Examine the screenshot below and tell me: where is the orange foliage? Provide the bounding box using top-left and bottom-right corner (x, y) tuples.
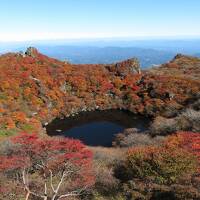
(0, 50), (199, 135)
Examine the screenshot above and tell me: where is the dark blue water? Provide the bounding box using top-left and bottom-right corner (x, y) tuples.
(46, 110), (150, 147)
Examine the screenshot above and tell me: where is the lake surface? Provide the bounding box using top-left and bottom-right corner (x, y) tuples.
(46, 110), (150, 147)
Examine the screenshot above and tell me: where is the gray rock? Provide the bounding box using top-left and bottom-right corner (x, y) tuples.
(25, 47), (38, 57)
(114, 58), (141, 76)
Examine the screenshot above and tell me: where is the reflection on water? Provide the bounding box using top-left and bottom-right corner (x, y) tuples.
(46, 110), (150, 147)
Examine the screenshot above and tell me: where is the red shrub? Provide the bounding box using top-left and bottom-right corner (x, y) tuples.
(0, 133), (95, 200)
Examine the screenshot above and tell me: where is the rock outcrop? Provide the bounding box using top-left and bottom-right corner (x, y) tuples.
(25, 47), (39, 57)
(115, 58), (141, 76)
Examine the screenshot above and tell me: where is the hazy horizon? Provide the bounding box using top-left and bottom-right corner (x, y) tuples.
(1, 38), (200, 69)
(1, 0), (200, 67)
(1, 36), (200, 44)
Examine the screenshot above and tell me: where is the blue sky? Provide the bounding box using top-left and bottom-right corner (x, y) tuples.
(1, 0), (200, 41)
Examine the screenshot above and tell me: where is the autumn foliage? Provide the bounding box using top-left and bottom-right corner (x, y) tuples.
(166, 131), (200, 164)
(115, 132), (200, 185)
(0, 50), (199, 136)
(0, 48), (200, 200)
(0, 133), (95, 200)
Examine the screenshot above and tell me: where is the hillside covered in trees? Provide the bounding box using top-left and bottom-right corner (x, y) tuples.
(0, 48), (200, 200)
(0, 47), (199, 137)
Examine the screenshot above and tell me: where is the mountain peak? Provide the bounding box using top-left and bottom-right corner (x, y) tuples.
(25, 47), (39, 57)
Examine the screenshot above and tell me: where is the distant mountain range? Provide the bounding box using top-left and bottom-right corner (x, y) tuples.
(1, 39), (200, 68)
(195, 53), (200, 57)
(32, 46), (176, 68)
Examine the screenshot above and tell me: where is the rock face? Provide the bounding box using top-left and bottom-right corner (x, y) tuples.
(25, 47), (39, 57)
(115, 58), (141, 76)
(173, 54), (185, 60)
(172, 53), (200, 61)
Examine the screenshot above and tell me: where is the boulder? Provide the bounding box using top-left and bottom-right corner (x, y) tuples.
(115, 58), (141, 76)
(25, 47), (39, 57)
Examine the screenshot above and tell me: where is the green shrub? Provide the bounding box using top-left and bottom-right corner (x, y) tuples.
(92, 192), (125, 200)
(0, 128), (18, 137)
(115, 143), (198, 185)
(20, 123), (34, 132)
(0, 92), (7, 100)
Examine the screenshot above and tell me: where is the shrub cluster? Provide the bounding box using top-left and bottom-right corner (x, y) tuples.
(113, 128), (164, 147)
(150, 107), (200, 136)
(113, 132), (200, 199)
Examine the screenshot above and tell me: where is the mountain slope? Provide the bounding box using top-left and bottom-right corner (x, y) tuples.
(0, 48), (199, 137)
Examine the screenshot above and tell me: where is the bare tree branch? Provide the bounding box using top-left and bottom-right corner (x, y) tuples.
(22, 168), (47, 200)
(57, 185), (89, 200)
(49, 170), (56, 193)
